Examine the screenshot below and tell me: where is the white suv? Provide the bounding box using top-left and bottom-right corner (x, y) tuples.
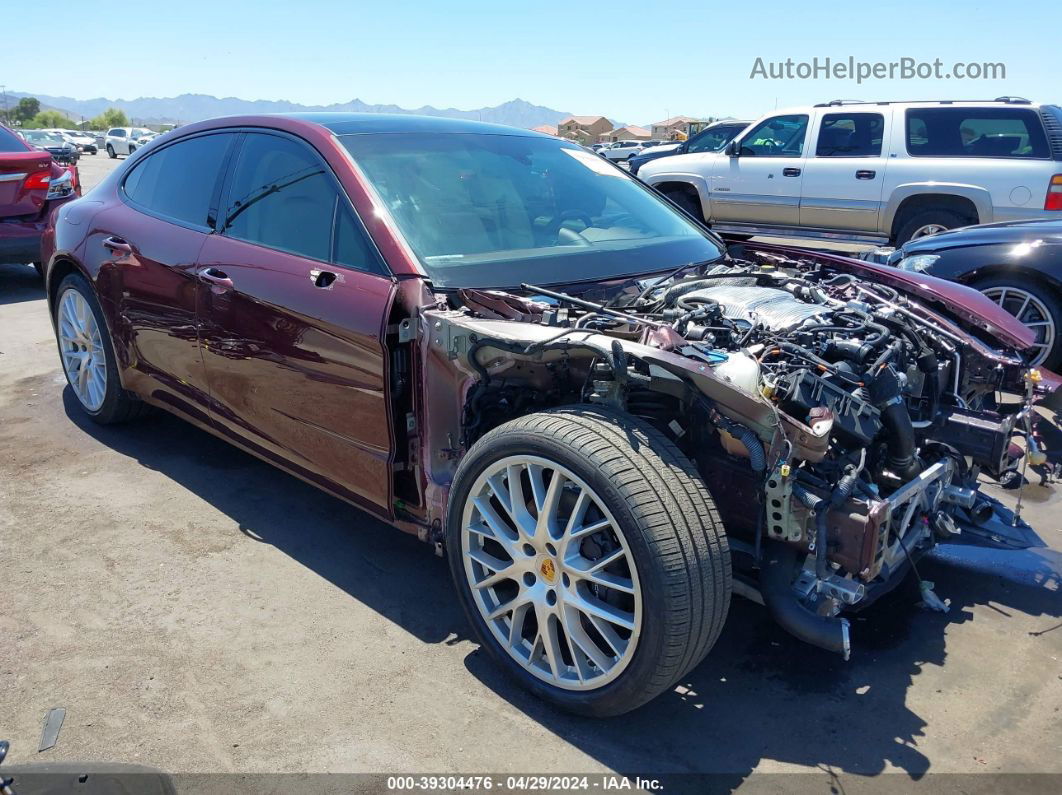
(638, 98), (1062, 245)
(105, 127), (157, 158)
(600, 140), (650, 162)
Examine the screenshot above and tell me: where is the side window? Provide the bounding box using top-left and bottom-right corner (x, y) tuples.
(738, 115), (809, 157)
(222, 133), (386, 273)
(122, 133), (232, 226)
(906, 108), (1049, 158)
(816, 113), (884, 157)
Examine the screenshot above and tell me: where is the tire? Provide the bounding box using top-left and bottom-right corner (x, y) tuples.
(53, 273), (148, 424)
(661, 188), (704, 223)
(446, 406), (731, 716)
(970, 274), (1061, 370)
(106, 144), (116, 159)
(894, 208), (968, 245)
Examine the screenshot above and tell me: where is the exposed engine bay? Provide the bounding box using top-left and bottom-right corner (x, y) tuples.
(405, 246), (1052, 659)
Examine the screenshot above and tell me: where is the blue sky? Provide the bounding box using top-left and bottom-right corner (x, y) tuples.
(3, 0), (1057, 124)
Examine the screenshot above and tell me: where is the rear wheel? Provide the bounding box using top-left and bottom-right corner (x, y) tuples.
(894, 209), (968, 245)
(54, 273), (147, 424)
(972, 275), (1061, 369)
(447, 406), (730, 716)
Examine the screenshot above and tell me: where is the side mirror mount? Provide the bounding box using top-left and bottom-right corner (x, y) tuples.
(725, 140), (740, 157)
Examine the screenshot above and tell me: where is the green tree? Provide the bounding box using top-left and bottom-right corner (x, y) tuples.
(15, 97), (40, 123)
(88, 107), (129, 129)
(28, 110), (78, 129)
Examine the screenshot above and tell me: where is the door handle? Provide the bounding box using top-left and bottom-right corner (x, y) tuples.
(782, 167), (801, 177)
(103, 236), (132, 254)
(310, 269), (337, 289)
(198, 267), (234, 288)
(855, 170), (877, 180)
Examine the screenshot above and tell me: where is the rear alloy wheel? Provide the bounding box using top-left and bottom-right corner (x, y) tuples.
(894, 209), (967, 245)
(54, 274), (147, 424)
(974, 276), (1061, 369)
(447, 407), (730, 716)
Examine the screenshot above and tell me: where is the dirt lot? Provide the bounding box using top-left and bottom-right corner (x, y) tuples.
(1, 153), (1060, 791)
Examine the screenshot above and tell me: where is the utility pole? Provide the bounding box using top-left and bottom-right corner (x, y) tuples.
(0, 85), (8, 124)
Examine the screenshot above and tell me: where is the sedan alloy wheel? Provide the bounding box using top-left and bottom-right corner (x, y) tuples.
(461, 455), (642, 690)
(57, 288), (107, 411)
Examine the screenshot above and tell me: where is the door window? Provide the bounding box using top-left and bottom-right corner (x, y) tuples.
(815, 113), (884, 157)
(905, 108), (1049, 158)
(221, 133), (386, 273)
(122, 133), (232, 227)
(737, 115), (809, 157)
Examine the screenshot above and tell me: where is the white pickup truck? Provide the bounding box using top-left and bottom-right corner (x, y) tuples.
(638, 98), (1062, 245)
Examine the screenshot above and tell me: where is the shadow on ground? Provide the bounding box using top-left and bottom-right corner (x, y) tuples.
(61, 389), (1062, 791)
(0, 263), (46, 306)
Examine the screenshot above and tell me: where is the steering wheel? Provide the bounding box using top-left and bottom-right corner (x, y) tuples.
(547, 209), (594, 242)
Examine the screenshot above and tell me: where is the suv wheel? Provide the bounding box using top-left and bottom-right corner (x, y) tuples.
(447, 406), (731, 716)
(106, 144), (116, 159)
(972, 275), (1061, 370)
(894, 209), (967, 245)
(661, 188), (704, 223)
(54, 274), (148, 424)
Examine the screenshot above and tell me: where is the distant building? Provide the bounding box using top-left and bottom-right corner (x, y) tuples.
(530, 124), (559, 136)
(604, 125), (652, 142)
(650, 115), (698, 141)
(557, 115), (613, 145)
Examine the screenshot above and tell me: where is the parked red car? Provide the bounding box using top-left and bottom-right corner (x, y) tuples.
(42, 114), (1057, 716)
(1, 123), (79, 273)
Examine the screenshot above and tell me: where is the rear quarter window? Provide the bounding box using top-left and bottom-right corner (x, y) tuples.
(123, 133), (232, 227)
(0, 126), (28, 152)
(905, 107), (1050, 158)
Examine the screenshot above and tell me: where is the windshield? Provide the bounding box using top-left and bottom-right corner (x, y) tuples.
(23, 131), (65, 147)
(133, 128), (153, 138)
(340, 132), (723, 288)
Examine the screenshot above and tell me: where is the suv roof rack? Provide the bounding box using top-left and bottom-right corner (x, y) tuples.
(813, 97), (1035, 107)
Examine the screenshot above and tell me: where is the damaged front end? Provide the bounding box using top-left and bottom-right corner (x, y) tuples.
(400, 247), (1054, 659)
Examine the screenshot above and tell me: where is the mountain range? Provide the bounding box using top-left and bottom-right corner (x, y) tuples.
(5, 91), (612, 129)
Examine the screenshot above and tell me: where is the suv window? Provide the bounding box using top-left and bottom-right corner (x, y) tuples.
(738, 114), (809, 157)
(906, 108), (1049, 158)
(222, 133), (385, 273)
(110, 129), (126, 138)
(123, 133), (232, 226)
(687, 124), (744, 154)
(816, 113), (884, 157)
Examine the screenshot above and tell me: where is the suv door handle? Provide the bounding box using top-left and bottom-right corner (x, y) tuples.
(198, 267), (234, 288)
(782, 167), (801, 177)
(856, 170), (877, 180)
(103, 236), (132, 254)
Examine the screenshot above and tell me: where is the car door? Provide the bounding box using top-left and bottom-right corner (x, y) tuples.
(80, 131), (235, 422)
(196, 130), (396, 514)
(710, 113), (809, 226)
(799, 110), (890, 232)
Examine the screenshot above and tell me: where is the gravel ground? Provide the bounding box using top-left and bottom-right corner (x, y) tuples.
(1, 153), (1059, 791)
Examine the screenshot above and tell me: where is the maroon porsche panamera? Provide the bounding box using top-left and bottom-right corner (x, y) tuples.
(42, 113), (1057, 716)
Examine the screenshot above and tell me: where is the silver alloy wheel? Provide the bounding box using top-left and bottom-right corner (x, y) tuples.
(980, 286), (1056, 367)
(461, 455), (642, 691)
(910, 223), (948, 239)
(57, 289), (107, 411)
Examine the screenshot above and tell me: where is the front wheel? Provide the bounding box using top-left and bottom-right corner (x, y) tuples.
(972, 275), (1061, 370)
(447, 407), (730, 716)
(106, 145), (116, 159)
